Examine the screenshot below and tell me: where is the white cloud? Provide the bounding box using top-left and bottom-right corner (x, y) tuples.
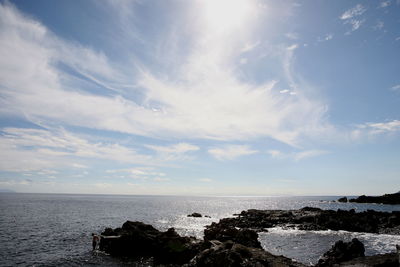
(285, 32), (299, 40)
(106, 167), (166, 179)
(293, 150), (328, 161)
(373, 20), (384, 30)
(154, 177), (170, 182)
(287, 44), (298, 51)
(240, 41), (260, 53)
(146, 143), (199, 154)
(268, 149), (328, 161)
(379, 1), (391, 8)
(340, 4), (366, 34)
(267, 150), (283, 159)
(358, 120), (400, 134)
(340, 4), (367, 20)
(145, 143), (199, 161)
(279, 89), (290, 94)
(390, 84), (400, 91)
(0, 2), (330, 147)
(350, 120), (400, 140)
(318, 34), (334, 42)
(345, 19), (365, 34)
(208, 145), (257, 161)
(72, 163), (89, 169)
(0, 127), (153, 172)
(325, 34), (333, 41)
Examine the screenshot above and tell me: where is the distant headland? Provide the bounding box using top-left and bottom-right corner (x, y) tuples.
(337, 191), (400, 205)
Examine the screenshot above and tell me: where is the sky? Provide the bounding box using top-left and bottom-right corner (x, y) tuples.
(0, 0), (399, 196)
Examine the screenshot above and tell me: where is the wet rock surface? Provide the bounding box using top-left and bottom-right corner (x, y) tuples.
(338, 252), (399, 267)
(99, 220), (306, 266)
(100, 221), (203, 265)
(316, 238), (365, 266)
(211, 207), (400, 234)
(187, 240), (305, 267)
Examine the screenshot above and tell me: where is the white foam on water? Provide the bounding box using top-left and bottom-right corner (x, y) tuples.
(259, 227), (400, 265)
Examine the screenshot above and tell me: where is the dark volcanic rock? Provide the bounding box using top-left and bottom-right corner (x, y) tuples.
(337, 197), (348, 203)
(188, 212), (202, 217)
(208, 207), (400, 234)
(349, 192), (400, 205)
(316, 238), (365, 266)
(204, 222), (262, 248)
(100, 221), (202, 265)
(97, 215), (400, 267)
(338, 252), (399, 267)
(188, 240), (305, 267)
(98, 220), (307, 266)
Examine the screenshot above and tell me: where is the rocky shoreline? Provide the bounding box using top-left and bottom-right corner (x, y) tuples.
(214, 207), (400, 234)
(337, 192), (400, 205)
(96, 207), (400, 266)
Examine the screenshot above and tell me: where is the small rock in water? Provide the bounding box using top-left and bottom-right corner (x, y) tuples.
(338, 196), (348, 203)
(188, 212), (202, 217)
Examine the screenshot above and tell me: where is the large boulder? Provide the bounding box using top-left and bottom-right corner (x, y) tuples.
(204, 222), (262, 249)
(188, 240), (305, 267)
(99, 221), (203, 265)
(316, 238), (365, 266)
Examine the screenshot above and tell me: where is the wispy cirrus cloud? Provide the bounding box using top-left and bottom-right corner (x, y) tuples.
(0, 2), (331, 147)
(267, 149), (329, 161)
(145, 143), (200, 161)
(0, 127), (155, 172)
(318, 33), (334, 42)
(340, 4), (367, 34)
(145, 143), (199, 154)
(208, 145), (257, 161)
(390, 84), (400, 92)
(379, 1), (391, 8)
(350, 120), (400, 140)
(373, 20), (384, 30)
(357, 120), (400, 134)
(285, 32), (299, 40)
(106, 167), (166, 179)
(340, 4), (367, 20)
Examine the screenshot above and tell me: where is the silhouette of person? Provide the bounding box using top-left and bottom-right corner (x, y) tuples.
(92, 233), (100, 250)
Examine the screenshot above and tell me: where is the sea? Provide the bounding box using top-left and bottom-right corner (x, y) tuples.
(1, 193), (400, 267)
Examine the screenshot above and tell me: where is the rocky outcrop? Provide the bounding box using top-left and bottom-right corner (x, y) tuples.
(349, 192), (400, 205)
(337, 197), (348, 203)
(338, 252), (399, 267)
(97, 208), (400, 266)
(204, 221), (262, 248)
(316, 238), (365, 266)
(98, 220), (306, 266)
(100, 221), (203, 265)
(187, 240), (305, 267)
(209, 207), (400, 234)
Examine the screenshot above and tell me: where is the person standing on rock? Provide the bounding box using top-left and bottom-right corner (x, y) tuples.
(92, 233), (100, 250)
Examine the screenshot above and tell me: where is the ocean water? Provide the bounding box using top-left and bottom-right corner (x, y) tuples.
(1, 193), (400, 266)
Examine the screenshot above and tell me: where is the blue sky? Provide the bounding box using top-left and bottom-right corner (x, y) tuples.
(0, 0), (399, 195)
